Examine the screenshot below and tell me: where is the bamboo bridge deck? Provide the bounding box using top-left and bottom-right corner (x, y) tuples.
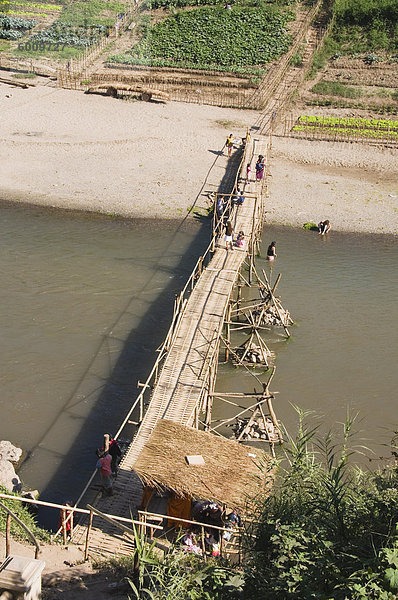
(72, 138), (269, 556)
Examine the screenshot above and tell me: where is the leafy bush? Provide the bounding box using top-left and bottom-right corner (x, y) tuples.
(311, 80), (362, 98)
(332, 0), (398, 52)
(127, 6), (293, 68)
(0, 486), (51, 544)
(244, 411), (398, 599)
(99, 524), (244, 600)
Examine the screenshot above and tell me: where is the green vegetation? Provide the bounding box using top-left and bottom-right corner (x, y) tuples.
(298, 115), (398, 129)
(56, 0), (125, 27)
(311, 80), (362, 99)
(0, 487), (51, 544)
(245, 411), (398, 599)
(332, 0), (398, 53)
(0, 14), (36, 40)
(289, 50), (303, 67)
(97, 413), (398, 599)
(12, 71), (37, 77)
(110, 5), (292, 72)
(1, 1), (62, 10)
(3, 0), (128, 59)
(305, 98), (398, 115)
(293, 124), (397, 140)
(303, 221), (317, 230)
(309, 0), (398, 77)
(28, 22), (108, 48)
(108, 54), (266, 75)
(293, 115), (398, 141)
(143, 0), (296, 7)
(99, 525), (243, 600)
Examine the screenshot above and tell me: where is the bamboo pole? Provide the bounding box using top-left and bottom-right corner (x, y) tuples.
(5, 513), (11, 557)
(261, 269), (290, 337)
(84, 508), (94, 560)
(0, 502), (40, 559)
(225, 302), (232, 362)
(61, 509), (67, 545)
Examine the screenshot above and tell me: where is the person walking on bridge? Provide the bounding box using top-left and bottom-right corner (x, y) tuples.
(96, 449), (113, 496)
(224, 220), (234, 251)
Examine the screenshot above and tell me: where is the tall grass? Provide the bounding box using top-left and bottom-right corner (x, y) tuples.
(311, 80), (362, 98)
(244, 408), (398, 599)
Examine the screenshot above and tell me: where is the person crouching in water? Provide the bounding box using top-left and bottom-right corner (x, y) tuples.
(266, 241), (277, 261)
(318, 220), (331, 235)
(225, 220), (234, 251)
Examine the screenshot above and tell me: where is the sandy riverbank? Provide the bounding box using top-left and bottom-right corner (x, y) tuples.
(267, 137), (397, 235)
(1, 82), (397, 234)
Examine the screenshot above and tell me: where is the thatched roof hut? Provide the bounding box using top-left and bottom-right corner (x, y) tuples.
(133, 420), (274, 511)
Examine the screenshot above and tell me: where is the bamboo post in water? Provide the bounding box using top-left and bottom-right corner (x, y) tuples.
(225, 302), (232, 362)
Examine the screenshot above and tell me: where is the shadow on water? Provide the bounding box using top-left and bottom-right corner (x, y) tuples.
(34, 150), (242, 529)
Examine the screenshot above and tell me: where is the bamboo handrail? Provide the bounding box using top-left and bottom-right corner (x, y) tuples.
(0, 493), (161, 531)
(138, 510), (242, 534)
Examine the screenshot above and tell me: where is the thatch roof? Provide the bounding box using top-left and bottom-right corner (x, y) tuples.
(133, 420), (274, 511)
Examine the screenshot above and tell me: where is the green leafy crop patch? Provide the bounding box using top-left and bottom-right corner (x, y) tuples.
(292, 115), (398, 142)
(125, 6), (293, 69)
(298, 115), (398, 130)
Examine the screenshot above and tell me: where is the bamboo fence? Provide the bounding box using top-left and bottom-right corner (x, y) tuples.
(57, 0), (325, 108)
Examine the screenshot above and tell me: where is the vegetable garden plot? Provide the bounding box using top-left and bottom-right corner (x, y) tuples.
(110, 5), (293, 73)
(287, 115), (398, 144)
(297, 116), (398, 130)
(0, 14), (36, 40)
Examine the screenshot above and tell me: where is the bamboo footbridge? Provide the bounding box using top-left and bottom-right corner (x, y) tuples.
(71, 136), (272, 556)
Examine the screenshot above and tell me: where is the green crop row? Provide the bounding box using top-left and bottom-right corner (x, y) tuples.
(126, 6), (292, 68)
(108, 53), (266, 76)
(8, 11), (47, 16)
(292, 125), (398, 139)
(304, 99), (398, 115)
(298, 115), (398, 130)
(1, 1), (62, 9)
(0, 13), (36, 39)
(28, 21), (108, 47)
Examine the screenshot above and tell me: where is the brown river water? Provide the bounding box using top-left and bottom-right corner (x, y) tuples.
(0, 204), (397, 527)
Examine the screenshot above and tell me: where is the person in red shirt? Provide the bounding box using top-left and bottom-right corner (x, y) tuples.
(96, 449), (113, 496)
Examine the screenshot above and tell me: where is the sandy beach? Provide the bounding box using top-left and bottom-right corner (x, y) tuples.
(1, 82), (397, 234)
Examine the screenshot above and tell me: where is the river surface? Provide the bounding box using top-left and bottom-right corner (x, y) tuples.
(0, 205), (397, 526)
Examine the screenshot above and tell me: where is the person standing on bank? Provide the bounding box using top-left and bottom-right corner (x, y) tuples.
(225, 220), (234, 251)
(266, 241), (277, 261)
